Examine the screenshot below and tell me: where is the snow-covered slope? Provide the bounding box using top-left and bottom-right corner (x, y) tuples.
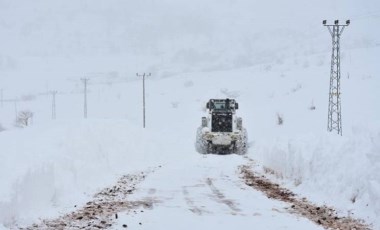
(0, 0), (379, 229)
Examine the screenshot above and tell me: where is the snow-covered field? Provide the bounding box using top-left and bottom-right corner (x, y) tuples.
(0, 0), (379, 229)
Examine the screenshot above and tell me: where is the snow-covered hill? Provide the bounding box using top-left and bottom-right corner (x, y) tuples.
(0, 0), (379, 229)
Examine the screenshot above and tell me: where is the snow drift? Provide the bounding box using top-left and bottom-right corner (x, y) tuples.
(254, 123), (380, 227)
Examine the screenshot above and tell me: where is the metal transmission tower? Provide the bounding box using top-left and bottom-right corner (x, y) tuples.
(137, 73), (151, 128)
(51, 91), (57, 119)
(323, 19), (350, 136)
(81, 78), (89, 119)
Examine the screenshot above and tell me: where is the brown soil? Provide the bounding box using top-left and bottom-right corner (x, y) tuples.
(240, 165), (371, 230)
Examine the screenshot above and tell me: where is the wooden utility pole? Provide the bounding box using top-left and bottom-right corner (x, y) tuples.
(136, 73), (151, 128)
(51, 91), (57, 119)
(0, 89), (3, 108)
(81, 78), (89, 119)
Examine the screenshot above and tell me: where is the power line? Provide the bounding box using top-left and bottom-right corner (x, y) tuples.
(323, 19), (350, 136)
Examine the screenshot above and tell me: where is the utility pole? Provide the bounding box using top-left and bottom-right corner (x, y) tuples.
(81, 78), (89, 119)
(14, 100), (18, 121)
(136, 73), (151, 128)
(323, 19), (350, 136)
(51, 90), (57, 119)
(1, 89), (3, 108)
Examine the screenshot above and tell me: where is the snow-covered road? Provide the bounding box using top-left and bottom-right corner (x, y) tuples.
(110, 154), (323, 230)
(21, 148), (370, 230)
(21, 150), (326, 230)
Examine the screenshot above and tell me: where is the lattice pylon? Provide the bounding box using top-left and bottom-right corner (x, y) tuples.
(324, 20), (349, 136)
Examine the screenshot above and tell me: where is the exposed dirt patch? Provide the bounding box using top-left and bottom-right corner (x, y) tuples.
(20, 168), (159, 230)
(240, 165), (371, 230)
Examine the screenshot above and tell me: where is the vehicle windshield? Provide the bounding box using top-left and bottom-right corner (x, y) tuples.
(213, 101), (226, 110)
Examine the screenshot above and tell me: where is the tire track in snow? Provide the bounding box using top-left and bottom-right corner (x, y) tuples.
(21, 167), (160, 230)
(205, 178), (241, 213)
(181, 177), (242, 216)
(182, 185), (210, 215)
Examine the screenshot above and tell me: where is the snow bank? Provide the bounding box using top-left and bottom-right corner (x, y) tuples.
(0, 120), (163, 228)
(253, 122), (380, 228)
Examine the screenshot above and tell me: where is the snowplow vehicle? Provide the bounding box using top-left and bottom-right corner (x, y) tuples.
(196, 98), (247, 154)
